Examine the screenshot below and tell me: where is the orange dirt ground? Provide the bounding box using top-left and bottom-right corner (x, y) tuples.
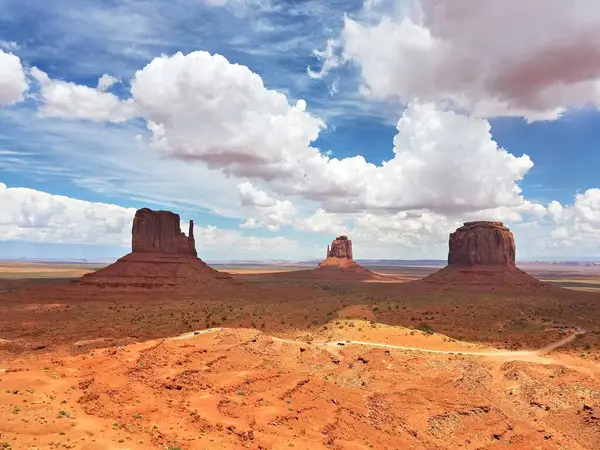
(1, 326), (599, 449)
(1, 265), (600, 449)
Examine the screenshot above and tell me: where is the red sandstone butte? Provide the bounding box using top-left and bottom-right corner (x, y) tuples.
(78, 208), (231, 289)
(448, 221), (516, 267)
(132, 208), (197, 256)
(420, 221), (547, 290)
(326, 235), (354, 260)
(316, 235), (388, 280)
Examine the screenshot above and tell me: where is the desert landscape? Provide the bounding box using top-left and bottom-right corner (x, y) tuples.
(5, 1), (600, 447)
(1, 210), (599, 449)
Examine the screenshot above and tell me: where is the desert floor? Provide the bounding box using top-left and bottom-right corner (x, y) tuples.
(1, 263), (599, 449)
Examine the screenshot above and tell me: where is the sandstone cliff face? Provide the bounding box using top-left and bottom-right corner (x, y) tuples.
(416, 221), (547, 290)
(448, 221), (515, 267)
(315, 235), (381, 278)
(326, 235), (353, 260)
(132, 208), (197, 257)
(78, 207), (231, 289)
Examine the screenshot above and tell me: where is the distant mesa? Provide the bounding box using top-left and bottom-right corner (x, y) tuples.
(448, 221), (515, 267)
(420, 221), (548, 290)
(78, 208), (231, 289)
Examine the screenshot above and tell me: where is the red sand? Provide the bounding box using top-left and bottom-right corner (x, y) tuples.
(77, 253), (232, 290)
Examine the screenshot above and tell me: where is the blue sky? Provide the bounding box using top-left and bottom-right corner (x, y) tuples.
(1, 0), (600, 261)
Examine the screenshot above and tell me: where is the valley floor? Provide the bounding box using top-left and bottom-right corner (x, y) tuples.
(1, 268), (600, 449)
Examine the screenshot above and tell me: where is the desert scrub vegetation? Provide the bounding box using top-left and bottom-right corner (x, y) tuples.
(417, 323), (435, 335)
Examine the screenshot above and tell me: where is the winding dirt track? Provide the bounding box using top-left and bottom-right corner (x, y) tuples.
(273, 332), (583, 357)
(176, 327), (584, 357)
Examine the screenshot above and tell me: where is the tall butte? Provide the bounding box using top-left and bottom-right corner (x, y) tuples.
(315, 235), (381, 279)
(421, 221), (547, 289)
(79, 208), (231, 289)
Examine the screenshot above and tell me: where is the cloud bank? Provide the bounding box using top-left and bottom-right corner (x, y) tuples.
(30, 51), (534, 218)
(311, 0), (600, 121)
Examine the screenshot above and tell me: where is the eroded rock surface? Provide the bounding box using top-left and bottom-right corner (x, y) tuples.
(448, 221), (515, 267)
(314, 235), (390, 280)
(420, 221), (548, 290)
(132, 208), (197, 256)
(78, 208), (230, 289)
(327, 235), (353, 260)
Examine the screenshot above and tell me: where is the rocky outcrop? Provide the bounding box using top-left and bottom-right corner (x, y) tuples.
(314, 235), (390, 280)
(78, 208), (231, 289)
(419, 221), (548, 290)
(326, 236), (353, 260)
(448, 221), (515, 267)
(132, 208), (197, 256)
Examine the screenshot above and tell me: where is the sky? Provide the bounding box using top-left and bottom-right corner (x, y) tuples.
(1, 0), (600, 261)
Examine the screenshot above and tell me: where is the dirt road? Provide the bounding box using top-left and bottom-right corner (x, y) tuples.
(175, 327), (584, 358)
(272, 332), (584, 358)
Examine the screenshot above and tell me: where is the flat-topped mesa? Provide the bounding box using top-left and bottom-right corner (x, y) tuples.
(448, 221), (515, 267)
(326, 235), (353, 260)
(419, 221), (549, 290)
(132, 208), (197, 257)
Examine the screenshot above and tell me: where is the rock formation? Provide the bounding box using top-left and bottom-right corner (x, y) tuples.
(326, 235), (353, 260)
(448, 221), (515, 267)
(132, 208), (197, 256)
(420, 221), (547, 290)
(78, 208), (231, 289)
(315, 235), (388, 280)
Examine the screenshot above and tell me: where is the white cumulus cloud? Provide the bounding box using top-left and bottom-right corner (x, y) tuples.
(131, 51), (325, 180)
(31, 67), (136, 122)
(194, 225), (300, 259)
(0, 181), (305, 259)
(0, 181), (136, 245)
(30, 51), (535, 218)
(96, 74), (120, 92)
(315, 0), (600, 121)
(236, 182), (297, 231)
(0, 49), (28, 106)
